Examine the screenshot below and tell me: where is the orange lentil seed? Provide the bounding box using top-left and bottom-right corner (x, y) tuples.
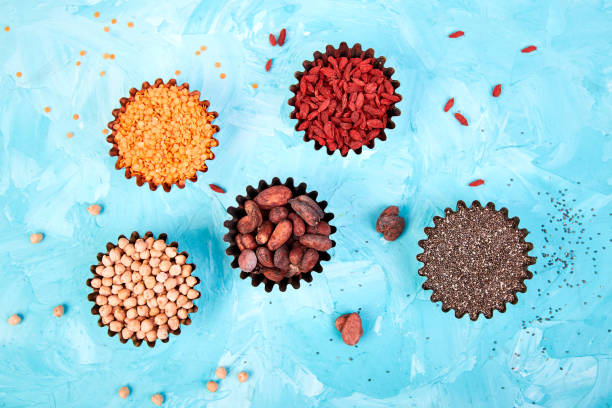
(4, 26), (9, 32)
(195, 51), (200, 56)
(111, 19), (117, 24)
(103, 53), (109, 59)
(104, 26), (110, 32)
(16, 72), (22, 78)
(200, 45), (207, 51)
(102, 129), (109, 135)
(80, 50), (86, 56)
(76, 61), (81, 66)
(100, 71), (106, 76)
(110, 54), (115, 60)
(44, 107), (51, 113)
(252, 83), (258, 89)
(67, 132), (74, 139)
(175, 70), (181, 75)
(127, 22), (134, 28)
(220, 73), (226, 79)
(73, 114), (79, 120)
(214, 62), (221, 68)
(94, 11), (100, 18)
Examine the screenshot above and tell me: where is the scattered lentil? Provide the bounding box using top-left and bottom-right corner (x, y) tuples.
(87, 204), (102, 216)
(252, 83), (258, 89)
(151, 393), (163, 406)
(215, 366), (227, 379)
(44, 106), (51, 113)
(111, 18), (117, 24)
(127, 22), (134, 28)
(67, 132), (74, 139)
(220, 73), (226, 79)
(237, 371), (249, 383)
(94, 11), (100, 18)
(53, 305), (65, 317)
(104, 26), (110, 32)
(73, 114), (79, 120)
(16, 72), (22, 78)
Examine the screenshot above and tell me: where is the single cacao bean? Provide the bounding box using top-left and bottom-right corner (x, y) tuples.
(287, 264), (301, 277)
(237, 234), (257, 250)
(237, 215), (257, 234)
(299, 248), (319, 272)
(288, 213), (306, 237)
(256, 221), (274, 245)
(306, 221), (331, 236)
(340, 313), (363, 346)
(269, 206), (289, 223)
(256, 247), (275, 268)
(299, 234), (332, 251)
(238, 249), (257, 272)
(289, 197), (322, 226)
(289, 242), (305, 265)
(244, 200), (263, 228)
(335, 314), (348, 332)
(262, 267), (284, 282)
(267, 219), (293, 251)
(376, 206), (405, 241)
(273, 245), (290, 271)
(254, 186), (292, 209)
(295, 195), (325, 218)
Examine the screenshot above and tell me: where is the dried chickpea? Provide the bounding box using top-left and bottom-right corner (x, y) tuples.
(99, 304), (112, 316)
(102, 255), (112, 266)
(206, 381), (218, 393)
(127, 319), (140, 332)
(109, 320), (122, 332)
(176, 295), (188, 308)
(99, 286), (111, 296)
(130, 261), (141, 272)
(121, 271), (132, 284)
(176, 276), (185, 285)
(167, 289), (179, 302)
(131, 251), (141, 261)
(140, 249), (150, 260)
(179, 284), (189, 296)
(215, 367), (227, 379)
(143, 289), (155, 301)
(169, 264), (181, 276)
(132, 272), (142, 283)
(187, 289), (199, 300)
(146, 330), (157, 342)
(8, 314), (21, 325)
(165, 302), (177, 317)
(181, 264), (192, 277)
(151, 393), (163, 406)
(164, 278), (177, 291)
(121, 254), (132, 268)
(126, 308), (138, 320)
(174, 255), (186, 265)
(238, 371), (249, 383)
(95, 265), (105, 274)
(91, 278), (102, 288)
(153, 282), (165, 294)
(145, 237), (155, 249)
(186, 276), (197, 287)
(146, 297), (158, 308)
(108, 295), (121, 306)
(159, 260), (171, 272)
(137, 305), (149, 317)
(102, 277), (113, 287)
(143, 276), (156, 289)
(87, 204), (102, 216)
(157, 295), (168, 308)
(121, 328), (133, 340)
(118, 237), (129, 248)
(114, 308), (126, 321)
(101, 266), (114, 278)
(149, 257), (161, 268)
(165, 246), (177, 258)
(118, 288), (131, 300)
(153, 240), (166, 251)
(112, 275), (122, 285)
(141, 319), (154, 332)
(111, 284), (121, 295)
(53, 305), (65, 317)
(183, 301), (193, 310)
(135, 239), (147, 252)
(96, 295), (108, 305)
(124, 297), (137, 308)
(156, 272), (168, 283)
(157, 325), (169, 340)
(30, 233), (44, 244)
(133, 282), (145, 295)
(168, 316), (180, 330)
(140, 264), (152, 276)
(118, 386), (130, 399)
(154, 313), (168, 326)
(149, 307), (160, 317)
(102, 314), (114, 325)
(114, 264), (126, 275)
(124, 243), (136, 257)
(177, 308), (188, 319)
(137, 295), (146, 305)
(136, 330), (146, 340)
(109, 248), (121, 263)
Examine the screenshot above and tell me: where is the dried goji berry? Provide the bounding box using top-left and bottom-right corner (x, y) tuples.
(269, 33), (277, 46)
(209, 184), (226, 193)
(278, 28), (287, 46)
(265, 59), (272, 72)
(454, 112), (468, 126)
(448, 30), (464, 38)
(469, 179), (485, 187)
(444, 98), (454, 112)
(521, 45), (537, 53)
(492, 84), (502, 97)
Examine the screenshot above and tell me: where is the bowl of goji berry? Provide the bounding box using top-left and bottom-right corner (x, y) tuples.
(288, 42), (401, 157)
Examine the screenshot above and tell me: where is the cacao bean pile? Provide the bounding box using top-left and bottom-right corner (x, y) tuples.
(234, 185), (333, 282)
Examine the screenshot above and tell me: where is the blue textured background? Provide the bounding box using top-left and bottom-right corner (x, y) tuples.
(1, 1), (611, 407)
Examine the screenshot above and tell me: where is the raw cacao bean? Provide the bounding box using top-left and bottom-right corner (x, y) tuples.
(288, 213), (306, 237)
(288, 264), (301, 277)
(299, 234), (332, 251)
(244, 200), (263, 228)
(306, 221), (331, 236)
(289, 195), (324, 226)
(262, 267), (284, 282)
(299, 248), (319, 272)
(256, 221), (274, 245)
(237, 215), (257, 234)
(237, 234), (257, 250)
(338, 312), (363, 346)
(254, 186), (292, 209)
(238, 249), (257, 272)
(335, 314), (348, 331)
(289, 242), (305, 265)
(269, 206), (289, 223)
(256, 246), (275, 268)
(273, 245), (290, 271)
(267, 219), (293, 251)
(376, 206), (405, 241)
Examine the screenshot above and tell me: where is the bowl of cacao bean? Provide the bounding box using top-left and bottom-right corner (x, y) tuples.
(223, 177), (336, 292)
(87, 231), (200, 347)
(288, 42), (402, 157)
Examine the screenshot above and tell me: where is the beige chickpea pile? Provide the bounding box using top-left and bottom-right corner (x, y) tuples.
(91, 236), (200, 344)
(114, 84), (218, 185)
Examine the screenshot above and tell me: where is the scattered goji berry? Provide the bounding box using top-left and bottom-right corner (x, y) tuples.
(269, 33), (277, 46)
(444, 98), (454, 112)
(448, 31), (464, 38)
(209, 184), (226, 193)
(278, 28), (287, 46)
(265, 59), (272, 72)
(521, 45), (537, 53)
(454, 112), (468, 126)
(469, 179), (485, 187)
(492, 84), (502, 97)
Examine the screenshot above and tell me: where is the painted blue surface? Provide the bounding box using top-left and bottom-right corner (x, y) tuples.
(0, 0), (611, 407)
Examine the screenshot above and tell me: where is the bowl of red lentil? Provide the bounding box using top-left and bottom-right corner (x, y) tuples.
(288, 42), (402, 157)
(107, 78), (219, 192)
(87, 231), (200, 347)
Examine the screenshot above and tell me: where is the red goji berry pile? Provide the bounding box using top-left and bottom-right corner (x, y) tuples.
(294, 55), (401, 155)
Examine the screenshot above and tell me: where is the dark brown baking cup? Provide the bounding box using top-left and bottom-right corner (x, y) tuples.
(86, 231), (200, 347)
(106, 78), (219, 192)
(416, 200), (536, 321)
(223, 177), (336, 292)
(288, 42), (402, 157)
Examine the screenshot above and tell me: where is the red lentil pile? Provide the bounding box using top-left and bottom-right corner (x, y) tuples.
(293, 50), (401, 155)
(111, 81), (218, 188)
